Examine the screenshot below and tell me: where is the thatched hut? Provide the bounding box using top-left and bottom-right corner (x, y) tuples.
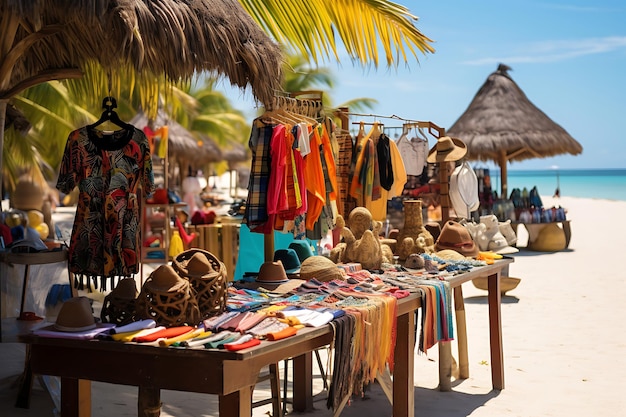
(447, 64), (583, 198)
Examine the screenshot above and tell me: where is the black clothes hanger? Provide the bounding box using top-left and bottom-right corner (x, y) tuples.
(88, 97), (133, 130)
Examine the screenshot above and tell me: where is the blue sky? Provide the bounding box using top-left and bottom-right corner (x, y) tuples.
(220, 0), (626, 170)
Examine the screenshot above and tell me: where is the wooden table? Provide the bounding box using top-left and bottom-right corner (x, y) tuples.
(20, 293), (421, 417)
(439, 258), (514, 391)
(18, 259), (512, 417)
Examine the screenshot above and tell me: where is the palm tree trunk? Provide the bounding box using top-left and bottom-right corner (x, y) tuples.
(0, 99), (7, 199)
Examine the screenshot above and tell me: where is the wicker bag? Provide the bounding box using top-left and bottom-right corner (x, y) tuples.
(172, 249), (227, 319)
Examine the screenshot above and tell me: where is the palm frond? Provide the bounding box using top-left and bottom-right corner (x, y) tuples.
(240, 0), (434, 68)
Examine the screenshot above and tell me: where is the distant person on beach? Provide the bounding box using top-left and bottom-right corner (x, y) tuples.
(554, 188), (560, 198)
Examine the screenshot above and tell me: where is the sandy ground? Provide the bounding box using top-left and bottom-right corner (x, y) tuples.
(1, 195), (626, 417)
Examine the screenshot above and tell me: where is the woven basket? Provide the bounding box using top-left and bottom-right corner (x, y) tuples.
(172, 249), (227, 319)
(101, 278), (138, 325)
(135, 265), (201, 327)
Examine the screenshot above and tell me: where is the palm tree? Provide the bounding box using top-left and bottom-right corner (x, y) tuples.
(2, 0), (434, 192)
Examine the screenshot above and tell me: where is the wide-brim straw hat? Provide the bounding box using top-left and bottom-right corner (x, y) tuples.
(144, 264), (188, 292)
(256, 261), (289, 284)
(427, 136), (467, 163)
(173, 249), (225, 280)
(435, 220), (479, 258)
(54, 296), (97, 332)
(299, 256), (344, 282)
(404, 253), (425, 270)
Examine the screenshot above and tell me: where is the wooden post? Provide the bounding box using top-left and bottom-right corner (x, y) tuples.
(499, 150), (508, 199)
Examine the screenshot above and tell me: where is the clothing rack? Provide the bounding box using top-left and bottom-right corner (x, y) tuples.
(261, 92), (326, 261)
(335, 109), (452, 223)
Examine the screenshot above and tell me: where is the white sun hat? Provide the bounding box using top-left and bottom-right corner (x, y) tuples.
(450, 161), (480, 219)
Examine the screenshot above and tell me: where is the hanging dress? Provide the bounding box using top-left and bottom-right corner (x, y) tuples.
(56, 126), (154, 290)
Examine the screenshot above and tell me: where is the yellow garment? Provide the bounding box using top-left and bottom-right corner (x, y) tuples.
(169, 230), (184, 258)
(158, 328), (207, 347)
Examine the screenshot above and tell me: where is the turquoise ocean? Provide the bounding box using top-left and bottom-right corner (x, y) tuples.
(488, 168), (626, 202)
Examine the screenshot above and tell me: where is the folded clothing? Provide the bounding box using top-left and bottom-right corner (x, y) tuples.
(133, 326), (194, 343)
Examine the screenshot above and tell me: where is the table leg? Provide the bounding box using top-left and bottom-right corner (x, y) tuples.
(438, 341), (452, 392)
(220, 386), (252, 417)
(292, 352), (313, 411)
(19, 264), (31, 316)
(487, 271), (504, 390)
(393, 311), (415, 417)
(60, 377), (91, 417)
(454, 285), (470, 379)
(138, 387), (161, 417)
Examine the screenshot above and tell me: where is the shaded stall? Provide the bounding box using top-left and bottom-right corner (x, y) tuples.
(447, 64), (583, 199)
(0, 0), (283, 189)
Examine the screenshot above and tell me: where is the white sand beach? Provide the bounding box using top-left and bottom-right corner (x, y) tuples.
(1, 195), (625, 417)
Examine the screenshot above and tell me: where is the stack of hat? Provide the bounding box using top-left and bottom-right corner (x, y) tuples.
(135, 264), (201, 327)
(173, 249), (227, 319)
(435, 220), (479, 258)
(273, 248), (302, 275)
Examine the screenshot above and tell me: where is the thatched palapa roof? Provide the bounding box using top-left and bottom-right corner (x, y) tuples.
(447, 64), (583, 197)
(0, 0), (283, 188)
(1, 0), (283, 106)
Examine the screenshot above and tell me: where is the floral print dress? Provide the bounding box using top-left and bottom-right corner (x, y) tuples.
(56, 126), (154, 289)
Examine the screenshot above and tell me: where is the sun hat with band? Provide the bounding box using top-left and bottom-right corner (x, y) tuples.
(427, 136), (467, 163)
(256, 260), (290, 284)
(435, 220), (479, 258)
(54, 296), (97, 332)
(299, 256), (344, 282)
(288, 240), (315, 262)
(273, 248), (302, 274)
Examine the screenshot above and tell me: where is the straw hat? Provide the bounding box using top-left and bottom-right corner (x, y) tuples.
(404, 253), (425, 270)
(435, 249), (469, 261)
(256, 261), (289, 284)
(144, 264), (188, 292)
(299, 256), (343, 282)
(273, 248), (301, 274)
(173, 249), (225, 280)
(288, 240), (315, 262)
(427, 136), (467, 163)
(54, 296), (96, 332)
(435, 220), (479, 258)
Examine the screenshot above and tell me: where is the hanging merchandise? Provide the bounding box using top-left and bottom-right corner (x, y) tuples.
(449, 161), (480, 219)
(242, 94), (338, 241)
(56, 97), (155, 290)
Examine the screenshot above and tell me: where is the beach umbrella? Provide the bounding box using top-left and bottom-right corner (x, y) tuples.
(0, 0), (283, 190)
(447, 64), (583, 199)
